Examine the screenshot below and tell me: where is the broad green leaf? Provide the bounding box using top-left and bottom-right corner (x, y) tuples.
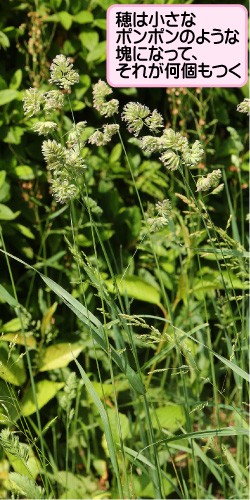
(0, 30), (10, 49)
(39, 343), (82, 372)
(86, 41), (106, 62)
(13, 224), (35, 239)
(72, 354), (120, 480)
(21, 380), (64, 417)
(73, 10), (93, 24)
(0, 89), (18, 106)
(10, 69), (22, 90)
(105, 275), (161, 304)
(1, 333), (36, 348)
(2, 126), (24, 144)
(0, 204), (19, 220)
(14, 166), (34, 180)
(131, 473), (174, 499)
(2, 317), (22, 332)
(0, 348), (26, 386)
(93, 19), (107, 30)
(151, 405), (186, 431)
(0, 170), (6, 187)
(79, 30), (99, 51)
(110, 143), (122, 163)
(58, 11), (72, 30)
(0, 181), (10, 203)
(89, 381), (129, 399)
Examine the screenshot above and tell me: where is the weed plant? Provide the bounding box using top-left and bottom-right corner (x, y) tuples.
(0, 54), (249, 500)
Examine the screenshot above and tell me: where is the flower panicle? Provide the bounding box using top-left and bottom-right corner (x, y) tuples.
(121, 102), (150, 136)
(44, 90), (65, 111)
(145, 109), (164, 133)
(182, 140), (204, 167)
(196, 169), (222, 192)
(237, 98), (250, 115)
(32, 121), (57, 136)
(145, 199), (172, 232)
(88, 124), (119, 146)
(22, 88), (44, 117)
(67, 121), (87, 147)
(49, 54), (79, 90)
(93, 80), (119, 117)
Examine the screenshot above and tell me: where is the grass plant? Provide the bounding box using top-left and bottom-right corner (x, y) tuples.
(0, 55), (249, 500)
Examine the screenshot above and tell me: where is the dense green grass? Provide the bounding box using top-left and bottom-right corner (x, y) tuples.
(0, 2), (249, 499)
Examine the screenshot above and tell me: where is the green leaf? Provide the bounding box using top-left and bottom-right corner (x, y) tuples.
(99, 408), (129, 443)
(41, 302), (58, 335)
(131, 473), (174, 499)
(0, 348), (26, 386)
(0, 31), (10, 49)
(21, 380), (64, 417)
(14, 165), (34, 180)
(93, 19), (107, 30)
(2, 126), (24, 144)
(120, 444), (180, 497)
(105, 275), (161, 304)
(72, 353), (120, 480)
(0, 251), (146, 395)
(0, 284), (18, 307)
(86, 41), (106, 62)
(151, 405), (186, 431)
(0, 170), (6, 187)
(13, 224), (35, 239)
(177, 327), (250, 383)
(1, 333), (36, 348)
(2, 317), (21, 333)
(110, 143), (122, 163)
(0, 89), (18, 106)
(39, 343), (83, 372)
(0, 204), (19, 220)
(79, 30), (99, 51)
(73, 10), (93, 24)
(57, 11), (73, 30)
(10, 69), (22, 90)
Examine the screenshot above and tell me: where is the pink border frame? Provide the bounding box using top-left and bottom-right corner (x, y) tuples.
(106, 4), (248, 88)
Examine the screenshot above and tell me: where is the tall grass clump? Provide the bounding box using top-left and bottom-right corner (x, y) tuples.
(0, 55), (249, 500)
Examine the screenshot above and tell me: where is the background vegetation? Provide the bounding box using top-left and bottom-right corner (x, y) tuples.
(0, 1), (249, 499)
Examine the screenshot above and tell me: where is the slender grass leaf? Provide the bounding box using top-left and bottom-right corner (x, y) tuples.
(119, 444), (181, 498)
(0, 250), (145, 395)
(72, 352), (120, 479)
(175, 327), (250, 383)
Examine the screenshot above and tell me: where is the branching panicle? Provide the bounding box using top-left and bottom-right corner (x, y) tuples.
(22, 88), (44, 117)
(196, 169), (222, 192)
(49, 54), (79, 90)
(93, 80), (119, 117)
(32, 121), (57, 136)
